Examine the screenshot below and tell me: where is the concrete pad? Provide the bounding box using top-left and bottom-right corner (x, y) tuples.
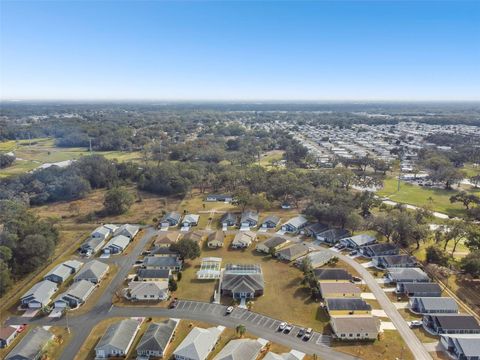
(372, 309), (388, 318)
(423, 342), (441, 352)
(361, 292), (376, 300)
(375, 278), (386, 284)
(276, 230), (286, 235)
(49, 309), (63, 318)
(99, 253), (110, 259)
(258, 228), (267, 233)
(393, 302), (408, 309)
(380, 321), (397, 331)
(257, 338), (269, 346)
(383, 287), (396, 292)
(159, 226), (169, 231)
(289, 350), (306, 360)
(180, 226), (190, 232)
(362, 261), (374, 268)
(22, 309), (39, 317)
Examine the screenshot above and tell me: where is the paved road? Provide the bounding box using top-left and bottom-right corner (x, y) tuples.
(324, 248), (433, 360)
(6, 228), (357, 360)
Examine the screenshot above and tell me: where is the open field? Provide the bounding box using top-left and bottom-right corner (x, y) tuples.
(258, 150), (285, 169)
(0, 137), (143, 178)
(377, 177), (480, 217)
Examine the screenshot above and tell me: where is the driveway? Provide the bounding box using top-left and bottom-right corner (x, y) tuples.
(324, 248), (433, 360)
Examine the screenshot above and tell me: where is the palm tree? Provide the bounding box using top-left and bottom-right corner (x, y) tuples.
(235, 324), (246, 338)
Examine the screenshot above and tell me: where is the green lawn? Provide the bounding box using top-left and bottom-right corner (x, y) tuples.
(0, 137), (143, 178)
(377, 177), (480, 216)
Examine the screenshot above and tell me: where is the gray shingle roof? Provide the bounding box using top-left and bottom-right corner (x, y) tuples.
(21, 280), (57, 304)
(44, 263), (72, 280)
(74, 260), (109, 282)
(403, 283), (442, 294)
(137, 268), (171, 279)
(430, 315), (480, 331)
(213, 339), (263, 360)
(387, 268), (429, 282)
(276, 244), (309, 259)
(6, 327), (53, 360)
(326, 298), (372, 311)
(137, 319), (178, 354)
(261, 236), (287, 249)
(95, 319), (139, 353)
(262, 215), (280, 225)
(173, 326), (222, 360)
(65, 279), (96, 301)
(313, 268), (352, 281)
(411, 297), (458, 312)
(330, 316), (380, 334)
(143, 256), (182, 268)
(285, 215), (308, 228)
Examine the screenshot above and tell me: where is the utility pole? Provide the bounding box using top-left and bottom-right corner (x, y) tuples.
(89, 138), (93, 153)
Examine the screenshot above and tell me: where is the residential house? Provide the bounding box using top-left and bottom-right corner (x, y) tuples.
(313, 268), (352, 282)
(263, 351), (305, 360)
(137, 269), (171, 282)
(303, 223), (329, 240)
(114, 224), (139, 239)
(54, 279), (96, 308)
(294, 251), (334, 269)
(276, 243), (309, 262)
(95, 319), (141, 358)
(330, 316), (380, 340)
(319, 282), (361, 299)
(136, 319), (179, 359)
(143, 256), (183, 272)
(361, 243), (399, 258)
(325, 298), (372, 316)
(316, 228), (350, 245)
(260, 215), (281, 229)
(154, 232), (180, 247)
(74, 260), (109, 284)
(221, 264), (264, 299)
(63, 259), (83, 273)
(207, 231), (225, 248)
(213, 339), (264, 360)
(128, 281), (169, 301)
(183, 231), (204, 244)
(340, 234), (376, 249)
(440, 334), (480, 360)
(80, 236), (105, 256)
(0, 326), (17, 349)
(197, 257), (222, 280)
(221, 213), (238, 227)
(400, 283), (442, 297)
(103, 235), (130, 254)
(256, 236), (289, 254)
(182, 214), (200, 227)
(231, 231), (256, 249)
(409, 297), (459, 314)
(173, 326), (223, 360)
(161, 212), (182, 227)
(43, 263), (75, 284)
(240, 210), (259, 228)
(5, 327), (53, 360)
(151, 246), (181, 257)
(387, 268), (430, 285)
(423, 315), (480, 335)
(281, 216), (308, 233)
(373, 255), (418, 269)
(206, 194), (233, 202)
(91, 225), (116, 241)
(20, 280), (58, 308)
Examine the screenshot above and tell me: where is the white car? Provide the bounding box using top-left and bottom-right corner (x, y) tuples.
(284, 324), (293, 333)
(225, 306), (234, 315)
(409, 320), (422, 328)
(278, 322), (287, 331)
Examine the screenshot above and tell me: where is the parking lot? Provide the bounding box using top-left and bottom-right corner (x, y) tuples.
(175, 300), (331, 346)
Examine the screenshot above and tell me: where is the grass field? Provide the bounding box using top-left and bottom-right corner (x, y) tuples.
(377, 177), (480, 216)
(0, 137), (143, 178)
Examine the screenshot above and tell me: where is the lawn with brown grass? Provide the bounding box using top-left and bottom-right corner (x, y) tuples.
(332, 330), (414, 360)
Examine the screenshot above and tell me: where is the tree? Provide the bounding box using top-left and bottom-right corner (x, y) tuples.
(235, 324), (246, 337)
(460, 251), (480, 278)
(470, 175), (480, 188)
(0, 259), (12, 296)
(170, 238), (200, 260)
(372, 214), (396, 242)
(168, 278), (178, 292)
(0, 154), (15, 169)
(450, 192), (480, 210)
(0, 246), (13, 262)
(465, 225), (480, 251)
(103, 187), (134, 215)
(443, 221), (468, 254)
(300, 257), (313, 274)
(425, 246), (449, 267)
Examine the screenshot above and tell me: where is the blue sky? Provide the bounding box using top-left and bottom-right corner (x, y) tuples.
(1, 1), (479, 101)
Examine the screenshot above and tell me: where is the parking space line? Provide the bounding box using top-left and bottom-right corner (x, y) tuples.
(193, 303), (200, 311)
(258, 317), (268, 326)
(270, 320), (280, 329)
(264, 319), (274, 328)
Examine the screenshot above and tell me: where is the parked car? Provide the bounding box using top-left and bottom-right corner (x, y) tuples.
(17, 324), (27, 333)
(349, 250), (358, 256)
(297, 328), (306, 337)
(284, 324), (293, 334)
(278, 322), (287, 331)
(352, 276), (362, 282)
(169, 299), (179, 309)
(225, 306), (234, 315)
(409, 321), (422, 328)
(303, 328), (313, 341)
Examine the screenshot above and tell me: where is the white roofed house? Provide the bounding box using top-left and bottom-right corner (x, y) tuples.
(276, 243), (309, 262)
(5, 327), (54, 360)
(95, 319), (141, 358)
(114, 224), (139, 239)
(373, 254), (418, 269)
(231, 231), (256, 249)
(440, 334), (480, 360)
(20, 280), (58, 308)
(340, 234), (376, 249)
(74, 260), (109, 284)
(182, 214), (200, 227)
(80, 236), (105, 256)
(213, 338), (264, 360)
(409, 297), (459, 314)
(91, 224), (117, 240)
(240, 210), (259, 228)
(386, 268), (430, 287)
(103, 234), (130, 254)
(173, 326), (223, 360)
(54, 279), (96, 309)
(44, 260), (83, 284)
(294, 250), (334, 269)
(281, 215), (308, 233)
(127, 281), (169, 301)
